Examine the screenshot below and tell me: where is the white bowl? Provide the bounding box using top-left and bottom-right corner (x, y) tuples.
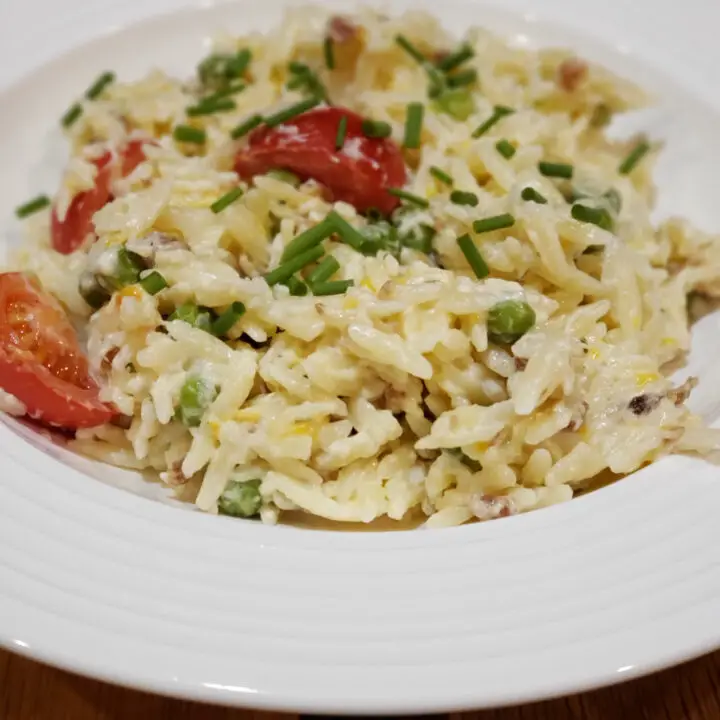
(1, 0), (720, 713)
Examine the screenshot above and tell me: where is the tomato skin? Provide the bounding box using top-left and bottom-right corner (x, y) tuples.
(234, 107), (407, 214)
(0, 273), (115, 429)
(51, 140), (153, 255)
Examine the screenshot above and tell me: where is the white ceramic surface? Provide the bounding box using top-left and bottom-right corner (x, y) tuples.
(1, 0), (720, 713)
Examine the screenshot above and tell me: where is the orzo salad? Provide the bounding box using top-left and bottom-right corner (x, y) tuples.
(3, 8), (720, 528)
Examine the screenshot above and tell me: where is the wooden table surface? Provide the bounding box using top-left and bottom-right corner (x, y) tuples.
(3, 648), (720, 719)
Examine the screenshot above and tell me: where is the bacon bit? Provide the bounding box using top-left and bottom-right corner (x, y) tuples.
(470, 494), (516, 521)
(328, 16), (358, 43)
(667, 377), (698, 406)
(326, 16), (365, 72)
(163, 461), (189, 487)
(557, 57), (588, 92)
(110, 414), (132, 430)
(101, 347), (119, 372)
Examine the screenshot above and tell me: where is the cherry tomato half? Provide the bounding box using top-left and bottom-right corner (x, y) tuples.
(234, 107), (407, 214)
(51, 140), (153, 255)
(0, 272), (115, 429)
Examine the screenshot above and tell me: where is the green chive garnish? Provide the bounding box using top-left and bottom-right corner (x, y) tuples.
(139, 271), (168, 295)
(202, 82), (246, 104)
(450, 190), (478, 207)
(230, 114), (263, 139)
(312, 279), (354, 296)
(473, 213), (515, 234)
(227, 49), (252, 78)
(187, 98), (237, 116)
(173, 125), (206, 144)
(15, 195), (50, 219)
(266, 245), (325, 286)
(403, 103), (424, 149)
(429, 166), (453, 186)
(538, 161), (573, 179)
(264, 96), (321, 127)
(61, 103), (83, 128)
(395, 34), (427, 64)
(571, 203), (614, 231)
(387, 188), (429, 208)
(307, 256), (341, 286)
(471, 105), (514, 138)
(521, 187), (547, 204)
(457, 234), (489, 279)
(285, 276), (308, 296)
(327, 210), (366, 251)
(495, 139), (516, 159)
(324, 36), (335, 70)
(618, 139), (651, 175)
(211, 301), (246, 336)
(211, 187), (244, 214)
(436, 44), (474, 73)
(362, 119), (392, 139)
(86, 71), (115, 100)
(447, 69), (477, 88)
(281, 216), (337, 261)
(335, 115), (348, 150)
(433, 88), (476, 121)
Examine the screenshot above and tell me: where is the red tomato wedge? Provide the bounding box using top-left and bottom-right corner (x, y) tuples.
(234, 107), (407, 214)
(0, 273), (115, 429)
(51, 139), (154, 255)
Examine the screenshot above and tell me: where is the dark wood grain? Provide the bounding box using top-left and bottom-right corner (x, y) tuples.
(3, 648), (720, 719)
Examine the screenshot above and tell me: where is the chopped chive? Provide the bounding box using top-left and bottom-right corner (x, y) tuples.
(312, 279), (354, 296)
(266, 245), (325, 286)
(211, 301), (246, 336)
(362, 119), (392, 139)
(403, 102), (424, 149)
(590, 103), (612, 128)
(230, 113), (263, 139)
(307, 256), (341, 286)
(187, 98), (237, 116)
(85, 71), (115, 100)
(429, 166), (453, 186)
(15, 195), (50, 219)
(285, 276), (308, 296)
(327, 210), (367, 251)
(211, 187), (244, 214)
(227, 49), (252, 78)
(450, 190), (478, 207)
(571, 203), (614, 231)
(471, 105), (514, 138)
(436, 44), (474, 73)
(521, 187), (548, 204)
(473, 213), (515, 234)
(264, 96), (321, 128)
(202, 82), (246, 104)
(266, 169), (300, 186)
(495, 139), (516, 159)
(173, 125), (206, 144)
(387, 188), (429, 208)
(538, 161), (573, 179)
(395, 34), (427, 64)
(400, 223), (435, 254)
(335, 115), (348, 150)
(281, 216), (336, 261)
(619, 139), (651, 175)
(447, 69), (477, 88)
(324, 36), (335, 70)
(138, 271), (168, 295)
(61, 103), (83, 128)
(457, 234), (489, 279)
(288, 60), (310, 75)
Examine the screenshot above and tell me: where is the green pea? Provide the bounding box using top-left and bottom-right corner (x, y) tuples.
(487, 300), (536, 345)
(176, 376), (217, 427)
(217, 478), (262, 518)
(169, 302), (213, 333)
(432, 88), (476, 121)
